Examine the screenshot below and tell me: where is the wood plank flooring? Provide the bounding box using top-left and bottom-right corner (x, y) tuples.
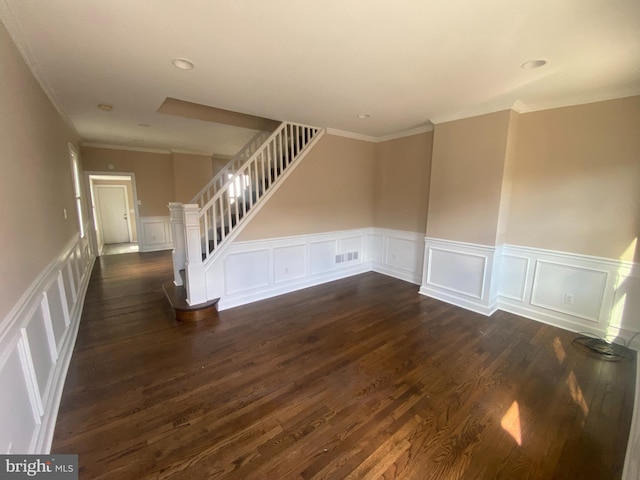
(51, 251), (637, 479)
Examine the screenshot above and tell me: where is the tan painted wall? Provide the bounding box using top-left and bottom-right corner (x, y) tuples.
(0, 21), (81, 321)
(506, 96), (640, 260)
(91, 179), (138, 242)
(81, 147), (174, 216)
(237, 134), (376, 241)
(374, 131), (433, 233)
(172, 152), (213, 203)
(427, 110), (512, 245)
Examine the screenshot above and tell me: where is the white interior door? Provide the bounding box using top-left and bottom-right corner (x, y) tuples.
(96, 186), (130, 244)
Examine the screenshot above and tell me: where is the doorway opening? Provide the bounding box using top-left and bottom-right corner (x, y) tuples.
(87, 173), (141, 256)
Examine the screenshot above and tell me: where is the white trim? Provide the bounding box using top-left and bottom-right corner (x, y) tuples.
(375, 124), (434, 142)
(503, 243), (637, 270)
(497, 254), (530, 302)
(418, 285), (499, 316)
(169, 148), (212, 156)
(529, 260), (608, 323)
(497, 243), (639, 346)
(326, 125), (433, 143)
(426, 247), (488, 300)
(510, 91), (640, 115)
(0, 232), (95, 453)
(325, 128), (378, 142)
(212, 227), (424, 310)
(139, 216), (173, 252)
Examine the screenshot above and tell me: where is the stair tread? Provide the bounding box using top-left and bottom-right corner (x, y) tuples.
(162, 280), (219, 312)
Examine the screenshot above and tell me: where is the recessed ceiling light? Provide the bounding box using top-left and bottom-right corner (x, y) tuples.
(97, 103), (113, 111)
(172, 58), (195, 70)
(357, 113), (371, 119)
(521, 59), (547, 70)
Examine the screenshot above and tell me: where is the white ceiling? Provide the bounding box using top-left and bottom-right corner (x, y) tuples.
(1, 0), (639, 155)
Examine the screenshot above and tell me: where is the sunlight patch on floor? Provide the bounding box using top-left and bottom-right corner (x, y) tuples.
(501, 401), (522, 446)
(567, 371), (589, 417)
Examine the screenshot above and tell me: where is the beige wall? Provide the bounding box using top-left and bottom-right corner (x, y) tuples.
(237, 134), (376, 241)
(427, 110), (512, 245)
(0, 21), (82, 320)
(374, 131), (433, 233)
(172, 152), (213, 203)
(212, 156), (231, 177)
(81, 147), (174, 216)
(505, 96), (640, 260)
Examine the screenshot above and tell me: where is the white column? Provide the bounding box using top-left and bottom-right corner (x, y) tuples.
(182, 204), (207, 305)
(169, 202), (186, 286)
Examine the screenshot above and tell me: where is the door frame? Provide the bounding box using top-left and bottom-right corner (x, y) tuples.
(85, 171), (142, 256)
(95, 184), (132, 245)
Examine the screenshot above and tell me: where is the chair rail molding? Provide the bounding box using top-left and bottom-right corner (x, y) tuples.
(0, 227), (95, 454)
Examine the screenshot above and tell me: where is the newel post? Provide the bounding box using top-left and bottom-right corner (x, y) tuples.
(169, 202), (186, 286)
(182, 204), (207, 305)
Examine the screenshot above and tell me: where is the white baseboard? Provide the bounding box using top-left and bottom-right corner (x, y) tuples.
(419, 237), (499, 315)
(213, 227), (424, 311)
(497, 244), (639, 346)
(0, 231), (95, 454)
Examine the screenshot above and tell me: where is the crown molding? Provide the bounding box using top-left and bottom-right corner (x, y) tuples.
(170, 148), (212, 156)
(375, 124), (434, 142)
(326, 124), (434, 144)
(325, 128), (378, 142)
(80, 142), (171, 155)
(507, 90), (640, 114)
(0, 0), (80, 139)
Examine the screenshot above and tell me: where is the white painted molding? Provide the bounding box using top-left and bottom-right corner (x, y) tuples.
(375, 124), (434, 142)
(419, 237), (499, 315)
(326, 125), (433, 144)
(324, 128), (378, 142)
(139, 216), (173, 252)
(0, 232), (95, 453)
(509, 91), (640, 115)
(498, 243), (639, 347)
(213, 227), (424, 310)
(169, 148), (212, 156)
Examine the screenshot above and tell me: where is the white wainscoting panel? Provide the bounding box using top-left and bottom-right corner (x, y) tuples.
(530, 261), (607, 323)
(419, 238), (498, 315)
(274, 245), (306, 284)
(498, 255), (529, 302)
(370, 228), (424, 284)
(497, 244), (639, 345)
(212, 228), (425, 311)
(0, 229), (95, 454)
(139, 216), (172, 252)
(224, 249), (270, 295)
(309, 240), (338, 275)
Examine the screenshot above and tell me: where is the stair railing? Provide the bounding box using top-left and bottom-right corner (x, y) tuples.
(172, 121), (322, 305)
(190, 130), (273, 208)
(196, 122), (321, 264)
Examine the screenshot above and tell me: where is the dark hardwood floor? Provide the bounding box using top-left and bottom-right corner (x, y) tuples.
(52, 251), (636, 479)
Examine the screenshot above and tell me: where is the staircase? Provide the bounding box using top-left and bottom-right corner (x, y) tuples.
(166, 121), (324, 318)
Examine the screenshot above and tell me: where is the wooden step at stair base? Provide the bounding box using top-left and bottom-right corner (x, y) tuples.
(162, 281), (219, 322)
